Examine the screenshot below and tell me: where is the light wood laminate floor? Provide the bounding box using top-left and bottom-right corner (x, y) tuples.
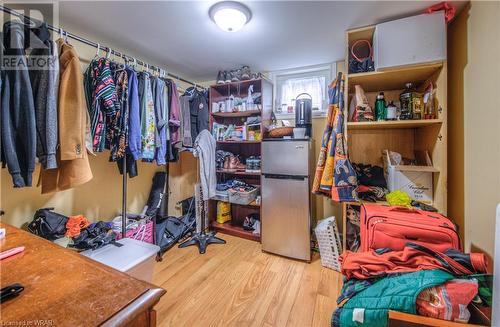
(153, 234), (342, 327)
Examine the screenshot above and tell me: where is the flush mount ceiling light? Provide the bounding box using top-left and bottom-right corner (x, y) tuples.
(209, 1), (252, 32)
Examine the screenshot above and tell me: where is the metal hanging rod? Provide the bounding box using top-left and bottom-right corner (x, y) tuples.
(0, 5), (205, 90)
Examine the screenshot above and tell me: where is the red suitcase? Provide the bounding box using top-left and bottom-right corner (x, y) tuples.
(360, 204), (461, 252)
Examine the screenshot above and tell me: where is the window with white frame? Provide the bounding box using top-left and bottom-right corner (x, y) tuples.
(271, 64), (334, 118)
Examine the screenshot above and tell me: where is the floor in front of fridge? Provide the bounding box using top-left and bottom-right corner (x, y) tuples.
(152, 234), (342, 327)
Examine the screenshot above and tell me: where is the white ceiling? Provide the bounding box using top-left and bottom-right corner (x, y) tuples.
(60, 1), (466, 82)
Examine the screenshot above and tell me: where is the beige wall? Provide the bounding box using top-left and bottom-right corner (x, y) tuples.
(1, 20), (198, 227)
(448, 1), (500, 258)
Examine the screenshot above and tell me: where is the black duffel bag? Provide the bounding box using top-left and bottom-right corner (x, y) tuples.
(28, 208), (68, 240)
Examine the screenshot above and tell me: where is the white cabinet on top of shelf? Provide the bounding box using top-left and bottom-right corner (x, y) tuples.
(373, 11), (446, 71)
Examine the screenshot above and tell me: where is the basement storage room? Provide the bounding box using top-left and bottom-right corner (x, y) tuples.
(1, 1), (499, 326)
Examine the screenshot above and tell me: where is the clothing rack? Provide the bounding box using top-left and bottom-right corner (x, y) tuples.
(0, 5), (205, 90)
(1, 4), (205, 238)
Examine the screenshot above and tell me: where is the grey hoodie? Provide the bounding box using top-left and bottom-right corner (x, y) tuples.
(29, 22), (59, 169)
(1, 21), (36, 187)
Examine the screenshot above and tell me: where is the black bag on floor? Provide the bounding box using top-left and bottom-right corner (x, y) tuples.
(71, 222), (116, 251)
(145, 172), (166, 218)
(155, 197), (196, 256)
(28, 208), (68, 240)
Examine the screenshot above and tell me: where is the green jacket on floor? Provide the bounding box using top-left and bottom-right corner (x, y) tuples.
(333, 269), (454, 327)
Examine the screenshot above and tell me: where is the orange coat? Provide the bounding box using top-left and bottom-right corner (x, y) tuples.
(40, 39), (92, 194)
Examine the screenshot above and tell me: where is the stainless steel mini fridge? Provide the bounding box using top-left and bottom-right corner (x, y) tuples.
(261, 139), (312, 261)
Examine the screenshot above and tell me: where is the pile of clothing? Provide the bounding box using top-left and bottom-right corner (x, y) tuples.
(1, 20), (208, 193)
(333, 243), (492, 326)
(27, 208), (115, 250)
(352, 163), (389, 202)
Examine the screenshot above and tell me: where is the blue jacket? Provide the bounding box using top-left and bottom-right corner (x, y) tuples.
(125, 66), (141, 160)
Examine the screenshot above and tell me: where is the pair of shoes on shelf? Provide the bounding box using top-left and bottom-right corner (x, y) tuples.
(216, 66), (253, 84)
(243, 213), (260, 231)
(223, 155), (246, 171)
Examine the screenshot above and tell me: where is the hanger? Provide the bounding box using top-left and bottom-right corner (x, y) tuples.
(105, 47), (111, 60)
(59, 27), (63, 39)
(64, 30), (69, 43)
(94, 43), (100, 58)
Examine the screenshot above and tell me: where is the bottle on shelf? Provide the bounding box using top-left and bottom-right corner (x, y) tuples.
(375, 92), (387, 121)
(386, 101), (397, 121)
(399, 83), (423, 120)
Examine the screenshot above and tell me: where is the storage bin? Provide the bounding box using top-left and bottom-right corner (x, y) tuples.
(228, 187), (259, 205)
(81, 238), (160, 283)
(314, 216), (342, 271)
(373, 11), (446, 70)
(383, 150), (438, 204)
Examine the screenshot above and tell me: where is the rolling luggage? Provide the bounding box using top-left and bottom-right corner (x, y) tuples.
(360, 204), (461, 252)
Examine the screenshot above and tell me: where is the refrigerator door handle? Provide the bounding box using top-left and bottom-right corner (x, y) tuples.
(263, 174), (307, 181)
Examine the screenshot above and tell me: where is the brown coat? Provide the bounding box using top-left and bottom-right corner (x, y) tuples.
(40, 39), (92, 194)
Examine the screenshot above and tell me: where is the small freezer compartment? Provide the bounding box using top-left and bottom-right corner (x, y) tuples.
(81, 238), (160, 283)
(262, 140), (310, 176)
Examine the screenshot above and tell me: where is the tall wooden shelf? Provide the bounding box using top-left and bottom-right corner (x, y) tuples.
(344, 25), (448, 215)
(208, 78), (273, 242)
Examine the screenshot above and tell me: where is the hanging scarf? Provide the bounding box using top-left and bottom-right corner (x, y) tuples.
(312, 72), (357, 202)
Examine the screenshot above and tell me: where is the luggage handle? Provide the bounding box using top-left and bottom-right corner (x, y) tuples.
(388, 206), (424, 215)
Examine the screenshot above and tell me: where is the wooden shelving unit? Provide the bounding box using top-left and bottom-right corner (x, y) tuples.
(342, 24), (448, 244)
(347, 62), (443, 92)
(347, 118), (442, 130)
(210, 221), (260, 242)
(211, 109), (261, 118)
(216, 169), (261, 176)
(208, 78), (273, 242)
(216, 140), (261, 144)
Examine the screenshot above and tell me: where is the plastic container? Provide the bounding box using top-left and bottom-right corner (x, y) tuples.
(81, 238), (160, 283)
(293, 127), (306, 139)
(314, 216), (342, 271)
(228, 187), (259, 205)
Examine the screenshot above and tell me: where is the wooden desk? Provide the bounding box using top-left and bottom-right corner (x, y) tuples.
(0, 223), (166, 326)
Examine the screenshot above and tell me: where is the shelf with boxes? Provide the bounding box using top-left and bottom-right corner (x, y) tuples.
(344, 11), (448, 215)
(208, 78), (273, 242)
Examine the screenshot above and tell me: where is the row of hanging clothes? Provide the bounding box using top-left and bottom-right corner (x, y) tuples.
(0, 19), (209, 194)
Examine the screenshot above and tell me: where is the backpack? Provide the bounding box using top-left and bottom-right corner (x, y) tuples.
(28, 208), (68, 240)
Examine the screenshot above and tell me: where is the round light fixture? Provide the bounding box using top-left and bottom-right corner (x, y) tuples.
(209, 1), (252, 32)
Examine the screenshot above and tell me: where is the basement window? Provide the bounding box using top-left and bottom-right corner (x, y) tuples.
(271, 64), (335, 119)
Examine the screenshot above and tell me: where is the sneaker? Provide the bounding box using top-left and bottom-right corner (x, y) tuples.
(231, 70), (240, 82)
(251, 72), (259, 80)
(241, 66), (251, 80)
(216, 71), (225, 84)
(224, 71), (232, 83)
